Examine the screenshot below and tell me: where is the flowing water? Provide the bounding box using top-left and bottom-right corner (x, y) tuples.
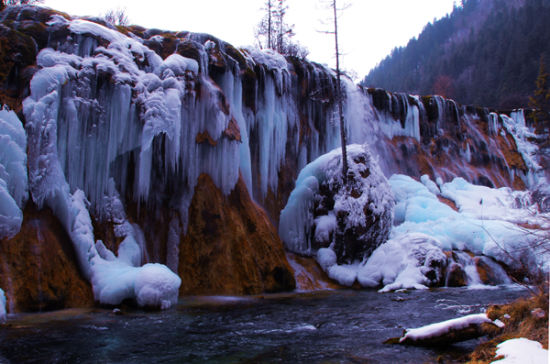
(0, 286), (528, 363)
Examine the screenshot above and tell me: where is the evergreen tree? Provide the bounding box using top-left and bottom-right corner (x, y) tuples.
(362, 0), (550, 109)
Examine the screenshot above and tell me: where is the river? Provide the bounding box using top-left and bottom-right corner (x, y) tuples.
(0, 286), (528, 363)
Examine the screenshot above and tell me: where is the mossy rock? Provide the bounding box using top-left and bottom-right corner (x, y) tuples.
(224, 43), (249, 70)
(176, 40), (203, 70)
(445, 262), (467, 287)
(0, 26), (37, 92)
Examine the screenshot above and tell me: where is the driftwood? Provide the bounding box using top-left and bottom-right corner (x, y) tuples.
(386, 314), (504, 347)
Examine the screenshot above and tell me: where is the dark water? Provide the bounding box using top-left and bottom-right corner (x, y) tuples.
(0, 286), (528, 363)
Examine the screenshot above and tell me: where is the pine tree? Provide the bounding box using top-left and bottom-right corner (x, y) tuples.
(529, 57), (550, 139)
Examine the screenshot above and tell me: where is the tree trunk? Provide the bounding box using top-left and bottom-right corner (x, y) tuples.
(267, 0), (272, 49)
(333, 0), (348, 183)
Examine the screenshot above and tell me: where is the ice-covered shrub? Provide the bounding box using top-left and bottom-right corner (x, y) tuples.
(279, 144), (394, 264)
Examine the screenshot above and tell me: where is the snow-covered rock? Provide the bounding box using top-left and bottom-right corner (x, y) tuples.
(358, 233), (447, 292)
(280, 144), (394, 265)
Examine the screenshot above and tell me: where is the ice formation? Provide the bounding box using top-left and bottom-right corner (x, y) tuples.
(0, 288), (6, 323)
(1, 5), (547, 305)
(0, 109), (28, 239)
(358, 174), (549, 291)
(358, 233), (447, 292)
(293, 172), (547, 290)
(279, 144), (394, 263)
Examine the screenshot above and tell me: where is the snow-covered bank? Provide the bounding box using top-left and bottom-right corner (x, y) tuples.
(492, 338), (548, 364)
(284, 167), (548, 290)
(363, 175), (548, 290)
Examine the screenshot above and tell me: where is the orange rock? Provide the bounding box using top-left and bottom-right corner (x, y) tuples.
(0, 204), (93, 312)
(286, 253), (342, 291)
(178, 174), (295, 295)
(474, 257), (503, 285)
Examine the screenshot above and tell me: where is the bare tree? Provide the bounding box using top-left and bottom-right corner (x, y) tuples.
(322, 0), (349, 183)
(255, 0), (305, 57)
(255, 0), (275, 50)
(104, 8), (129, 27)
(273, 0), (295, 54)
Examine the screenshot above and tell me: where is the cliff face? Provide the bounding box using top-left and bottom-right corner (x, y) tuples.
(0, 6), (543, 312)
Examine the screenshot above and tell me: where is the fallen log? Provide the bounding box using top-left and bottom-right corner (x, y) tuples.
(391, 313), (504, 346)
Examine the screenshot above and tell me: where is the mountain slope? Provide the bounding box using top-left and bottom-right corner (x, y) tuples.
(362, 0), (550, 109)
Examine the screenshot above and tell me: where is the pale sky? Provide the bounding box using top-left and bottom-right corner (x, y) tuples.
(41, 0), (457, 79)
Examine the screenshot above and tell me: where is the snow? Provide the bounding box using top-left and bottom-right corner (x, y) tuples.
(0, 109), (28, 239)
(387, 175), (549, 277)
(157, 54), (199, 76)
(280, 144), (394, 258)
(358, 233), (446, 292)
(314, 214), (337, 243)
(93, 262), (181, 309)
(245, 47), (289, 72)
(317, 248), (337, 271)
(492, 338), (548, 364)
(330, 174), (548, 291)
(327, 263), (360, 286)
(399, 313), (492, 343)
(0, 288), (6, 323)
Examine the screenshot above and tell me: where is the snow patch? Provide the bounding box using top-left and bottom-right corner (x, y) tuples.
(492, 337), (548, 364)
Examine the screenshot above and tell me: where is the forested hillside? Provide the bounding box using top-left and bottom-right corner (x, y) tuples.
(362, 0), (550, 109)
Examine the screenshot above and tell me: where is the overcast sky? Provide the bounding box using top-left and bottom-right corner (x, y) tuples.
(42, 0), (457, 79)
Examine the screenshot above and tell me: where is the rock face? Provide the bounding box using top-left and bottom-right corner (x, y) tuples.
(0, 205), (93, 312)
(0, 6), (542, 311)
(445, 262), (467, 287)
(280, 144), (394, 264)
(179, 174), (295, 295)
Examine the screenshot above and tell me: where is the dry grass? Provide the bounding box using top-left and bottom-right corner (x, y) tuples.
(468, 290), (549, 363)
